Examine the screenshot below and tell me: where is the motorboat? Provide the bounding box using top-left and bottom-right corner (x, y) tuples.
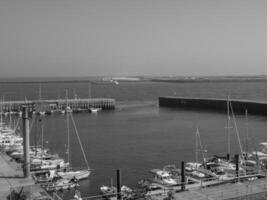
(150, 169), (178, 186)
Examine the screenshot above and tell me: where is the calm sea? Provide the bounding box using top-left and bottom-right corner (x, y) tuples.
(1, 80), (267, 198)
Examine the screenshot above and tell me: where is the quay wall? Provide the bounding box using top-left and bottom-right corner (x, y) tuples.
(159, 96), (267, 115)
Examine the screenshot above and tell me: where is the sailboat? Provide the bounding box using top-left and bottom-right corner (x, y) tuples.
(37, 85), (46, 115)
(87, 82), (101, 113)
(65, 89), (73, 113)
(57, 111), (91, 181)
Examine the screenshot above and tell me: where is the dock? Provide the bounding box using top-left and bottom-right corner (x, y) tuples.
(148, 178), (267, 200)
(0, 98), (115, 113)
(159, 96), (267, 115)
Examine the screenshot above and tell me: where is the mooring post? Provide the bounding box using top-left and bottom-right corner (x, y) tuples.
(235, 154), (239, 181)
(116, 169), (121, 200)
(226, 153), (230, 161)
(181, 161), (185, 191)
(22, 106), (30, 178)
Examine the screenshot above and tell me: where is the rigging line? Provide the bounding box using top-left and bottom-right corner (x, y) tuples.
(29, 114), (36, 134)
(229, 101), (245, 162)
(197, 128), (206, 162)
(14, 117), (21, 133)
(70, 112), (90, 170)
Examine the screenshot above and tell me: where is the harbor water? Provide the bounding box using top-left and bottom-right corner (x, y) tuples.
(1, 80), (267, 197)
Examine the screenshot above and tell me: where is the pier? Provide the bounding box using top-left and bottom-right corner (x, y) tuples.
(159, 96), (267, 115)
(0, 98), (115, 113)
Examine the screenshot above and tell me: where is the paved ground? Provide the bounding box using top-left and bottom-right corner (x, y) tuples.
(0, 152), (51, 200)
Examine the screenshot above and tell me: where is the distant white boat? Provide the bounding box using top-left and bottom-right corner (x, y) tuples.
(66, 106), (73, 113)
(39, 111), (46, 116)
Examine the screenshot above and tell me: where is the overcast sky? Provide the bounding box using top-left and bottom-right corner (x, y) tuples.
(1, 0), (267, 77)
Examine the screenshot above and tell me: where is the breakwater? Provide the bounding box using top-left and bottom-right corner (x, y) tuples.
(159, 96), (267, 115)
(0, 98), (115, 113)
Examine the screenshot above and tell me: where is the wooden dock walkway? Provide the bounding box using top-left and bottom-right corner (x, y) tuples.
(148, 178), (267, 200)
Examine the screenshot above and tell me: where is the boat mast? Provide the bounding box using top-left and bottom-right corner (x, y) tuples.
(34, 117), (38, 156)
(197, 128), (206, 163)
(195, 128), (198, 167)
(66, 92), (70, 165)
(41, 121), (44, 161)
(88, 82), (91, 109)
(88, 82), (91, 99)
(245, 109), (249, 154)
(0, 97), (2, 124)
(229, 101), (245, 162)
(39, 84), (42, 101)
(227, 96), (231, 155)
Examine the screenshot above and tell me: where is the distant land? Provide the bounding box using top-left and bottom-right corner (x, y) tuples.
(1, 76), (267, 84)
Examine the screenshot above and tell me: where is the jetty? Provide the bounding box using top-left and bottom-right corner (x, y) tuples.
(159, 96), (267, 115)
(0, 98), (115, 113)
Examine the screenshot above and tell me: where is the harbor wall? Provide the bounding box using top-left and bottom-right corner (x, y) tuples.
(159, 96), (267, 115)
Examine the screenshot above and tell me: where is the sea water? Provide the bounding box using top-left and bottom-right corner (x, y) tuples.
(1, 80), (267, 198)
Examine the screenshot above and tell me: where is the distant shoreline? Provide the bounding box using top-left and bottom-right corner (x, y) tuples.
(0, 76), (267, 84)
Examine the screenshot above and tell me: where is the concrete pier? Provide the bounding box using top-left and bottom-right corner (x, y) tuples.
(159, 96), (267, 115)
(0, 98), (115, 113)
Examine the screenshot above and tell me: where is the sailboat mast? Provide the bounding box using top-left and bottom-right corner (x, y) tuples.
(195, 128), (198, 166)
(0, 97), (2, 124)
(41, 121), (44, 161)
(66, 111), (70, 164)
(39, 84), (42, 101)
(88, 82), (91, 99)
(245, 109), (249, 154)
(34, 117), (38, 156)
(227, 96), (231, 155)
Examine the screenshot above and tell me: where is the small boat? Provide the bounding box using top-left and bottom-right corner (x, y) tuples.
(74, 190), (82, 200)
(66, 106), (73, 113)
(57, 169), (91, 181)
(89, 107), (99, 113)
(100, 185), (117, 195)
(43, 178), (79, 191)
(34, 170), (58, 183)
(38, 111), (46, 116)
(150, 169), (178, 186)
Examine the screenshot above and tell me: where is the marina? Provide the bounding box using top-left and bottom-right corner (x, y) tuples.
(2, 83), (267, 199)
(1, 0), (267, 198)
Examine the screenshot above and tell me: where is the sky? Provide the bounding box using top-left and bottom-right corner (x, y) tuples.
(1, 0), (267, 77)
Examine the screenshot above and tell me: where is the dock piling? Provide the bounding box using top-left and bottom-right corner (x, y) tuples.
(181, 161), (185, 191)
(226, 153), (230, 161)
(22, 106), (30, 178)
(116, 169), (121, 200)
